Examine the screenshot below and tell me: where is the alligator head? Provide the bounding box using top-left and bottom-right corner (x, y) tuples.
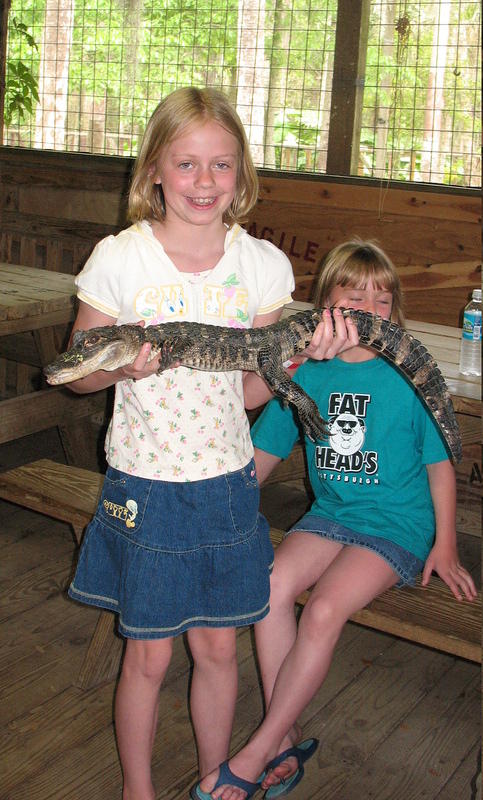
(44, 326), (145, 385)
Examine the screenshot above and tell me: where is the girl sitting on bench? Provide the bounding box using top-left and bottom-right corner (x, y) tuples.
(195, 239), (477, 800)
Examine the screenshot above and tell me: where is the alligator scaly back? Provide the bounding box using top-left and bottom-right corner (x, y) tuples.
(44, 308), (462, 462)
(339, 309), (462, 462)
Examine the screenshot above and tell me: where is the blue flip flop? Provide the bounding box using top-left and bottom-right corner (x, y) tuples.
(190, 759), (261, 799)
(263, 738), (319, 798)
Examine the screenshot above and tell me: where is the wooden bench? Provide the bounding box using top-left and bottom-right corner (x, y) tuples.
(0, 458), (123, 690)
(0, 457), (480, 694)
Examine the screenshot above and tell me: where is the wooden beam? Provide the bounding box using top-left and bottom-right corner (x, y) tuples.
(0, 386), (109, 444)
(326, 0), (371, 175)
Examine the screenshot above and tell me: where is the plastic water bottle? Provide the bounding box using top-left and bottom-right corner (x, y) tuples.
(459, 289), (481, 376)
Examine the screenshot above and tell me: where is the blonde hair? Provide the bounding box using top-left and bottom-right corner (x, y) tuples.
(313, 239), (405, 325)
(128, 86), (259, 226)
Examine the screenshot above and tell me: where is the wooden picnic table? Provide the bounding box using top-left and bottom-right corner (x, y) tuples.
(0, 262), (76, 336)
(0, 263), (76, 374)
(0, 263), (108, 468)
(402, 318), (480, 413)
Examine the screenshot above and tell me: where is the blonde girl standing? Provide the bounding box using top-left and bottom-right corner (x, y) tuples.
(66, 88), (355, 800)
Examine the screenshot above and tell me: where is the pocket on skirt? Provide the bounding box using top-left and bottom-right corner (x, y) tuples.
(224, 458), (260, 539)
(95, 467), (152, 539)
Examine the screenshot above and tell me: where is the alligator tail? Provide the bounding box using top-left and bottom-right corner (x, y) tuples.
(344, 309), (462, 463)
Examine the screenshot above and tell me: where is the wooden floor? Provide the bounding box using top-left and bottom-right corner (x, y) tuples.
(1, 432), (481, 800)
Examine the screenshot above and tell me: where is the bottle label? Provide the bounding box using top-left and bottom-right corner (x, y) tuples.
(462, 310), (482, 341)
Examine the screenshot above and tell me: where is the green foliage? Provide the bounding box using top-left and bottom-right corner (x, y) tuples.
(2, 0), (481, 187)
(360, 1), (481, 186)
(273, 109), (321, 171)
(4, 17), (39, 128)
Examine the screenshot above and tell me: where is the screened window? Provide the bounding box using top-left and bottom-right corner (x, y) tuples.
(3, 0), (481, 188)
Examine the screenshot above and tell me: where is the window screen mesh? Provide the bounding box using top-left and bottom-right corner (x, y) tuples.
(4, 0), (481, 187)
(361, 1), (481, 185)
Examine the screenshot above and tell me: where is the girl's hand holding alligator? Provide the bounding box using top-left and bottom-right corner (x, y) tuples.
(118, 321), (161, 382)
(119, 344), (162, 382)
(302, 307), (359, 361)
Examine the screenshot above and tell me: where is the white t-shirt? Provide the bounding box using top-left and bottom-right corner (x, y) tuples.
(75, 221), (295, 481)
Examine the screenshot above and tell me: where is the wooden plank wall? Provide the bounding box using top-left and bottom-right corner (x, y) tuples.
(0, 147), (481, 326)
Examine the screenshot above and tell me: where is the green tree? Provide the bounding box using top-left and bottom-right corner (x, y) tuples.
(4, 16), (39, 130)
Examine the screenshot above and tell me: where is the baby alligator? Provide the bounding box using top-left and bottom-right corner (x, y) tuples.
(44, 308), (462, 462)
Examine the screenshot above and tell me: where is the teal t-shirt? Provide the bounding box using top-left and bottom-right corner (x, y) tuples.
(252, 356), (449, 561)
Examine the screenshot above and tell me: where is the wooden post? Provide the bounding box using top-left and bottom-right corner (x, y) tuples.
(0, 0), (12, 145)
(326, 0), (370, 176)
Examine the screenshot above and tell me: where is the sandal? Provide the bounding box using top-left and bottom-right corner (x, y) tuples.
(191, 759), (261, 799)
(264, 738), (319, 798)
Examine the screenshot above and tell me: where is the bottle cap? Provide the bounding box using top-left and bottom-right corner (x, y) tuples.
(472, 288), (481, 301)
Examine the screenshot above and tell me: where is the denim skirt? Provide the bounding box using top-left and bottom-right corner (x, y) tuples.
(287, 514), (425, 587)
(68, 459), (274, 639)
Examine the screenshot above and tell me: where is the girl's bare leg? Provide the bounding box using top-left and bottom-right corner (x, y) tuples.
(208, 544), (398, 800)
(115, 637), (174, 800)
(188, 626), (238, 778)
(255, 534), (343, 751)
(255, 545), (397, 791)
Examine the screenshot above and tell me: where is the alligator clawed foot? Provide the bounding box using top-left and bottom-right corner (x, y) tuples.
(303, 420), (329, 443)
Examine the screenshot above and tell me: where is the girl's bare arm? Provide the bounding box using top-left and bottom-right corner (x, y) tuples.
(422, 460), (477, 601)
(254, 447), (282, 485)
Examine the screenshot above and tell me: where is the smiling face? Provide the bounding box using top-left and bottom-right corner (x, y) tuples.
(151, 120), (239, 229)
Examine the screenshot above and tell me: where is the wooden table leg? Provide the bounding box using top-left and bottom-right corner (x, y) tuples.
(75, 610), (125, 690)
